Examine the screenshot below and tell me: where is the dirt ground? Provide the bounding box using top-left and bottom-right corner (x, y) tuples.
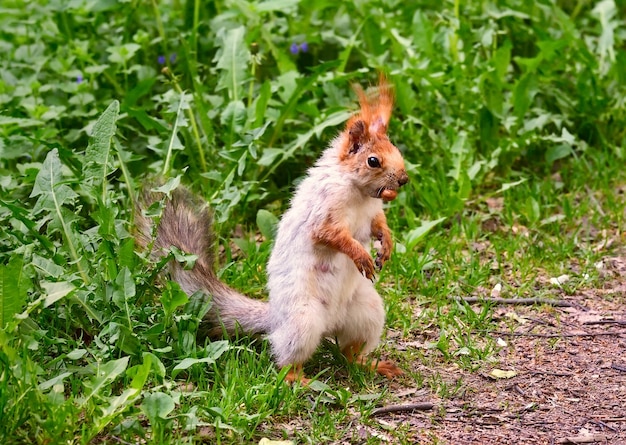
(373, 250), (626, 444)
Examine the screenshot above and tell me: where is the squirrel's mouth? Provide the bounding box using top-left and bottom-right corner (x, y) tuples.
(376, 187), (398, 202)
(374, 172), (409, 202)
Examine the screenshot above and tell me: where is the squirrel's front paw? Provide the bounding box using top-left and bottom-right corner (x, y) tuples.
(375, 248), (391, 270)
(354, 254), (376, 280)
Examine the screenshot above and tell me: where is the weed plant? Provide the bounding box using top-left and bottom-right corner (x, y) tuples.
(0, 0), (625, 443)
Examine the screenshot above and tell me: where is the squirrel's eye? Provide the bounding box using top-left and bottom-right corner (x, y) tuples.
(367, 156), (381, 168)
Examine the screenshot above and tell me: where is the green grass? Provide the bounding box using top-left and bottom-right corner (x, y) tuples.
(1, 0), (625, 443)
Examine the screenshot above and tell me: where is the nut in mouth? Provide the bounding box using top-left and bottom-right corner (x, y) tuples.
(378, 188), (398, 202)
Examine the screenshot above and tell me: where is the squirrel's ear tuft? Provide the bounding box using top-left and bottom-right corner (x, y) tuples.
(348, 119), (366, 154)
(350, 74), (394, 138)
(370, 74), (393, 136)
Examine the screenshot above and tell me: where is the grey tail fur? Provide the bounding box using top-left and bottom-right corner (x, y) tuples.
(135, 186), (270, 337)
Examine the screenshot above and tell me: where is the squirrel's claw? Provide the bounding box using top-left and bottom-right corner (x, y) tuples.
(375, 245), (391, 271)
(375, 253), (385, 271)
(355, 256), (376, 281)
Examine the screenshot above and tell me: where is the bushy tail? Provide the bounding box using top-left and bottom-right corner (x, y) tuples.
(135, 186), (270, 336)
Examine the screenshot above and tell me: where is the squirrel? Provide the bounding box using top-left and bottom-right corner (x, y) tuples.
(136, 75), (409, 384)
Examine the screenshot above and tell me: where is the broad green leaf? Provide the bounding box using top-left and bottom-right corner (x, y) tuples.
(41, 281), (75, 307)
(591, 0), (617, 75)
(171, 340), (229, 378)
(84, 100), (119, 200)
(112, 267), (136, 304)
(170, 246), (198, 270)
(256, 209), (278, 241)
(143, 352), (167, 379)
(67, 349), (88, 360)
(161, 281), (189, 317)
(162, 92), (189, 176)
(39, 371), (73, 390)
(171, 356), (217, 378)
(498, 178), (527, 193)
(73, 289), (104, 324)
(92, 358), (153, 434)
(98, 388), (140, 421)
(214, 26), (250, 101)
(221, 99), (247, 139)
(127, 356), (152, 391)
(118, 238), (136, 271)
(107, 43), (141, 64)
(480, 72), (503, 117)
(30, 149), (78, 213)
(448, 131), (468, 182)
(30, 149), (88, 282)
(253, 0), (299, 12)
(253, 81), (272, 127)
(0, 255), (30, 327)
(0, 115), (43, 127)
(512, 73), (536, 119)
(152, 175), (182, 197)
(412, 11), (435, 56)
(31, 254), (64, 278)
(81, 356), (130, 407)
(205, 340), (230, 360)
(405, 218), (446, 250)
(112, 268), (135, 329)
(546, 144), (573, 164)
(258, 148), (284, 167)
(492, 40), (512, 82)
(141, 392), (175, 421)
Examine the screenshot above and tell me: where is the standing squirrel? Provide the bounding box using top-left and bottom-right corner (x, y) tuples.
(136, 76), (409, 384)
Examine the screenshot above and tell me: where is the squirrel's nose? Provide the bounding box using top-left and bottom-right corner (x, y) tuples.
(398, 171), (409, 187)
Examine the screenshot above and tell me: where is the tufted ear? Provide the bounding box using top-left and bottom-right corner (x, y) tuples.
(351, 74), (394, 138)
(369, 74), (393, 136)
(341, 74), (395, 160)
(348, 119), (366, 154)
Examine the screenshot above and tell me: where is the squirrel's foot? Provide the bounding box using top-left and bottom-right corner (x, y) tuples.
(283, 364), (311, 386)
(342, 343), (404, 379)
(373, 359), (404, 378)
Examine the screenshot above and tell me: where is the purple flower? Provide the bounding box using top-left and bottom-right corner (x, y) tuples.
(169, 53), (177, 63)
(157, 55), (166, 65)
(290, 43), (299, 55)
(299, 42), (309, 53)
(76, 74), (83, 84)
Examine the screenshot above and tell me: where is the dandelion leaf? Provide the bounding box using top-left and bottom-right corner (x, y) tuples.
(84, 100), (120, 194)
(214, 26), (250, 101)
(0, 255), (31, 327)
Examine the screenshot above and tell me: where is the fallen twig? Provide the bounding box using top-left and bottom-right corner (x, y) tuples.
(452, 296), (574, 307)
(611, 363), (626, 372)
(556, 434), (611, 444)
(583, 319), (626, 326)
(531, 370), (573, 377)
(487, 331), (626, 338)
(588, 419), (618, 433)
(370, 402), (435, 416)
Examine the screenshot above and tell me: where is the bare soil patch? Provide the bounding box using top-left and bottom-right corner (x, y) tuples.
(381, 251), (626, 444)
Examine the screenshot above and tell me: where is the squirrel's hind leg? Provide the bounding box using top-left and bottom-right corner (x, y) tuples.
(269, 303), (326, 384)
(338, 280), (403, 378)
